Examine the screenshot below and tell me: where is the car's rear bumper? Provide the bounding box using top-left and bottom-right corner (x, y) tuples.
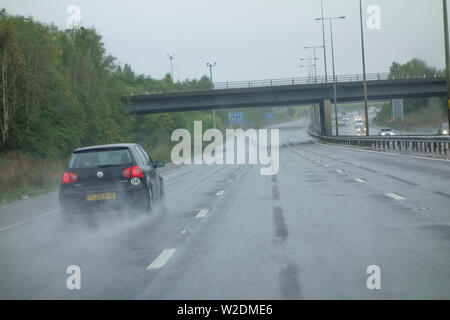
(58, 184), (147, 214)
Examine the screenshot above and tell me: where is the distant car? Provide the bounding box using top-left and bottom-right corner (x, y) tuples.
(354, 120), (364, 128)
(59, 143), (165, 222)
(354, 121), (366, 135)
(380, 128), (395, 136)
(437, 123), (449, 135)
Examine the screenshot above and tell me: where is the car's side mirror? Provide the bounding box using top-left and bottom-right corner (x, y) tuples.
(155, 160), (165, 168)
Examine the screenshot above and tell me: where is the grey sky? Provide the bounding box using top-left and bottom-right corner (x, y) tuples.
(2, 0), (447, 82)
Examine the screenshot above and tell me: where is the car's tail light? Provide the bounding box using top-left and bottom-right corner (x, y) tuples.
(122, 166), (144, 178)
(62, 172), (78, 184)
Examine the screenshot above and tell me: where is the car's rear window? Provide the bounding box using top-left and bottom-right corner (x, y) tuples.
(69, 148), (132, 169)
(381, 129), (391, 131)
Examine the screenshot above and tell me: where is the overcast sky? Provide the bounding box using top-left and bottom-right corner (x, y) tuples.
(2, 0), (448, 82)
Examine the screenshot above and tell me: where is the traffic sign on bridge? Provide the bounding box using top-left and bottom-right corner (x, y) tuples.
(229, 112), (244, 124)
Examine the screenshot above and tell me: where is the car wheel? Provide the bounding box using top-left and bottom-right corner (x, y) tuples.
(144, 187), (153, 214)
(160, 184), (167, 210)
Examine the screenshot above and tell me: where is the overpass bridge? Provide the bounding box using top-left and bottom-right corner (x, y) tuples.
(124, 73), (446, 136)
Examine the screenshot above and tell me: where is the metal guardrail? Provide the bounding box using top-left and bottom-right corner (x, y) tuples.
(308, 129), (450, 158)
(212, 72), (444, 90)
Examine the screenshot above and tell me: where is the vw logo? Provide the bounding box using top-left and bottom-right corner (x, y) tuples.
(97, 171), (104, 178)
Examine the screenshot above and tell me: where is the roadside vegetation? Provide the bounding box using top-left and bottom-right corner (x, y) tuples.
(373, 59), (447, 129)
(0, 9), (297, 203)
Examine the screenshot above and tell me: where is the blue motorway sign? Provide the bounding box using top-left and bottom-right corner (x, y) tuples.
(264, 112), (275, 119)
(229, 112), (244, 124)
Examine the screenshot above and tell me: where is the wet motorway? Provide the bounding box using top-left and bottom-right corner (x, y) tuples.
(0, 119), (449, 299)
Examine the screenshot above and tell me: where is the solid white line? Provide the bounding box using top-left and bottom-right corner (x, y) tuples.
(0, 210), (58, 233)
(216, 190), (225, 196)
(353, 178), (367, 183)
(386, 193), (405, 200)
(161, 165), (190, 176)
(195, 209), (209, 218)
(147, 248), (176, 270)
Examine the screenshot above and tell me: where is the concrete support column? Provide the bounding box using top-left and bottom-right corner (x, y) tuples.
(320, 99), (332, 136)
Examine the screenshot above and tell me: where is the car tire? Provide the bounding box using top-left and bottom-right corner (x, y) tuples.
(144, 187), (153, 214)
(160, 184), (166, 210)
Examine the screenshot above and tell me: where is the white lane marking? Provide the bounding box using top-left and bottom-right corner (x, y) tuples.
(161, 165), (190, 176)
(386, 193), (405, 200)
(195, 209), (210, 218)
(324, 164), (330, 168)
(147, 248), (176, 270)
(354, 178), (367, 183)
(0, 210), (58, 233)
(316, 142), (450, 163)
(216, 190), (225, 196)
(316, 160), (321, 164)
(336, 169), (345, 174)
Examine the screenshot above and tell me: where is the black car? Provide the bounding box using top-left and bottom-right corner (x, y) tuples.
(59, 143), (165, 221)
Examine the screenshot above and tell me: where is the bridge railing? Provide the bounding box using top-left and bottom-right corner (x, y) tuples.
(128, 72), (445, 96)
(212, 72), (444, 90)
(308, 129), (450, 159)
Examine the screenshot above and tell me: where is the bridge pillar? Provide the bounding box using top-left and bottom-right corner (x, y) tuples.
(320, 99), (332, 136)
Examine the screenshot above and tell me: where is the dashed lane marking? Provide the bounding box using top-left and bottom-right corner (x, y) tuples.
(195, 209), (210, 218)
(147, 249), (176, 270)
(386, 193), (406, 200)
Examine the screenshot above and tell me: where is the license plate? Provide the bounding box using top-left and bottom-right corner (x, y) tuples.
(87, 192), (116, 201)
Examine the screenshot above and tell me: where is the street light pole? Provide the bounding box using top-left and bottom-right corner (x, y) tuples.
(206, 62), (217, 129)
(167, 53), (175, 82)
(359, 0), (370, 136)
(443, 0), (450, 131)
(320, 0), (328, 82)
(329, 19), (339, 136)
(316, 16), (346, 136)
(299, 64), (309, 80)
(304, 46), (323, 82)
(300, 57), (317, 83)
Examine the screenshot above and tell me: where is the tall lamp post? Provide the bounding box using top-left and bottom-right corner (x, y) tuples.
(300, 57), (318, 83)
(443, 0), (450, 131)
(316, 16), (346, 136)
(359, 0), (370, 136)
(299, 64), (311, 82)
(167, 53), (175, 82)
(206, 62), (217, 129)
(304, 46), (324, 82)
(320, 0), (328, 82)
